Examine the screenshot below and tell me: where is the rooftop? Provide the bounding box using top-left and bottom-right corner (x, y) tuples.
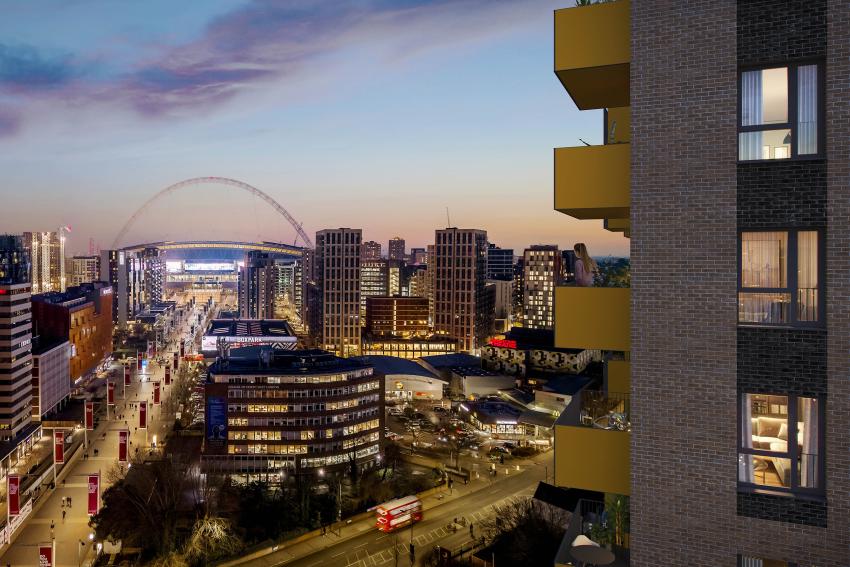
(450, 365), (501, 378)
(356, 355), (442, 380)
(419, 353), (480, 369)
(205, 318), (295, 338)
(209, 346), (369, 376)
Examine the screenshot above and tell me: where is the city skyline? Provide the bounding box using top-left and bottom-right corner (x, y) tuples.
(0, 0), (628, 256)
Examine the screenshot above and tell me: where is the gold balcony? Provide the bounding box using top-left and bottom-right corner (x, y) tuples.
(554, 424), (630, 495)
(554, 0), (630, 110)
(555, 143), (630, 220)
(555, 287), (630, 351)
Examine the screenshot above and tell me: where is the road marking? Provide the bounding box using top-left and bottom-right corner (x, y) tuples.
(332, 551), (345, 558)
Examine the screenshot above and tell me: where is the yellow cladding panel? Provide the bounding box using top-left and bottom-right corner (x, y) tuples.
(554, 426), (630, 495)
(606, 360), (630, 392)
(555, 143), (630, 220)
(554, 1), (630, 109)
(555, 287), (630, 351)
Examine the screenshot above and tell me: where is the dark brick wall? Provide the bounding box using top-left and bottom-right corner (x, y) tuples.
(738, 492), (828, 527)
(737, 161), (827, 229)
(737, 0), (827, 66)
(737, 327), (827, 396)
(631, 2), (739, 565)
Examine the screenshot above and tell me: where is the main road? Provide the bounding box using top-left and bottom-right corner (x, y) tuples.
(233, 452), (552, 567)
(0, 300), (206, 567)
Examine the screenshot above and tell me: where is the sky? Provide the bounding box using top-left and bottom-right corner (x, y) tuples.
(0, 0), (629, 257)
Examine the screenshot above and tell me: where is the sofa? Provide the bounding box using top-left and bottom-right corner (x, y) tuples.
(750, 416), (804, 486)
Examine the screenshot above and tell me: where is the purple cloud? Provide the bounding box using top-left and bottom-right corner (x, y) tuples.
(0, 108), (20, 136)
(0, 43), (76, 93)
(3, 0), (532, 128)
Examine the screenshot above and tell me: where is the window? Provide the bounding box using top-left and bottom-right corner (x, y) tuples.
(738, 230), (821, 326)
(739, 63), (822, 160)
(738, 394), (823, 494)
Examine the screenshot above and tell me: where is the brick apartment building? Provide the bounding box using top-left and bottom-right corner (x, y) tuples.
(551, 1), (848, 566)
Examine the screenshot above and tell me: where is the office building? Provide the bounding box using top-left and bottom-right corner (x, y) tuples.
(551, 1), (848, 565)
(361, 240), (382, 260)
(360, 259), (388, 324)
(272, 259), (302, 323)
(202, 346), (382, 480)
(0, 235), (35, 441)
(561, 249), (577, 283)
(365, 296), (429, 338)
(23, 228), (66, 293)
(512, 258), (524, 323)
(523, 245), (561, 330)
(433, 228), (491, 352)
(410, 248), (427, 265)
(387, 260), (401, 296)
(487, 243), (514, 280)
(31, 338), (71, 420)
(360, 336), (458, 360)
(238, 251), (276, 319)
(31, 282), (113, 385)
(100, 249), (146, 327)
(315, 229), (362, 357)
(388, 237), (405, 262)
(488, 278), (513, 333)
(68, 255), (100, 287)
(142, 247), (165, 305)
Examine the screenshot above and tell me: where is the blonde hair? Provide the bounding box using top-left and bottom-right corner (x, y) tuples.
(574, 243), (597, 273)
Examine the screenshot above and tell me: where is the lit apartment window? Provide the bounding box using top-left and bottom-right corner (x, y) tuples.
(739, 63), (821, 160)
(738, 394), (823, 495)
(738, 230), (821, 326)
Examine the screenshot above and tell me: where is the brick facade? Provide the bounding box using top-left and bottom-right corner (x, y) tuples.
(737, 328), (826, 396)
(737, 0), (826, 66)
(632, 0), (849, 564)
(737, 161), (827, 229)
(631, 1), (739, 565)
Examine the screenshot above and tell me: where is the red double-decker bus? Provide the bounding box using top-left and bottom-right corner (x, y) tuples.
(375, 495), (422, 532)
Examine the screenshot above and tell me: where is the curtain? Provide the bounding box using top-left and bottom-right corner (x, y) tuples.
(741, 232), (787, 288)
(798, 65), (818, 155)
(739, 395), (754, 483)
(740, 71), (763, 160)
(800, 397), (819, 488)
(797, 231), (818, 322)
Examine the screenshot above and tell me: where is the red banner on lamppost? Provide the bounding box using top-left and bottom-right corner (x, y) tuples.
(139, 401), (147, 429)
(153, 382), (161, 405)
(164, 365), (171, 386)
(118, 430), (129, 463)
(173, 351), (179, 368)
(124, 365), (131, 386)
(88, 474), (100, 516)
(179, 342), (185, 357)
(136, 351), (143, 371)
(54, 430), (65, 464)
(38, 544), (53, 567)
(85, 401), (94, 430)
(7, 474), (20, 517)
(107, 381), (115, 405)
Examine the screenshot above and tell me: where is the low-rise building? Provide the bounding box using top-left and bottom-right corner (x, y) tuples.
(365, 296), (429, 337)
(31, 282), (113, 385)
(359, 355), (446, 401)
(448, 366), (516, 399)
(31, 338), (71, 420)
(202, 346), (383, 481)
(360, 335), (458, 359)
(481, 327), (600, 378)
(201, 319), (297, 357)
(458, 399), (525, 438)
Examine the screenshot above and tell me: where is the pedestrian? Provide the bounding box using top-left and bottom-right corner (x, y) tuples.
(62, 510), (66, 522)
(69, 497), (72, 507)
(50, 520), (54, 530)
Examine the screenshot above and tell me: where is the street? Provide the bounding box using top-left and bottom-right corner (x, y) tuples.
(229, 451), (552, 567)
(0, 300), (206, 567)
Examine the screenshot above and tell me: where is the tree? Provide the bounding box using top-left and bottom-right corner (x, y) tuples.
(183, 517), (242, 566)
(478, 497), (571, 566)
(90, 457), (189, 556)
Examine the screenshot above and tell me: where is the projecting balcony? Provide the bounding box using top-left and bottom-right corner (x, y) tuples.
(554, 287), (630, 352)
(554, 0), (630, 110)
(554, 143), (630, 220)
(554, 390), (631, 495)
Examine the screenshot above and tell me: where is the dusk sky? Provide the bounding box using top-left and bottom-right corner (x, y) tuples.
(0, 0), (628, 257)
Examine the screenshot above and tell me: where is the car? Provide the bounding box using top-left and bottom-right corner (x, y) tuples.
(490, 446), (510, 454)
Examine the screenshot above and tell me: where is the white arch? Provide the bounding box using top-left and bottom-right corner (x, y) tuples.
(112, 177), (313, 249)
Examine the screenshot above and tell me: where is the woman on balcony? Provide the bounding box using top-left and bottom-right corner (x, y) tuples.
(574, 243), (598, 287)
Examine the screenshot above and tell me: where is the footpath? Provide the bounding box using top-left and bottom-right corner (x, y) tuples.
(217, 450), (552, 567)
